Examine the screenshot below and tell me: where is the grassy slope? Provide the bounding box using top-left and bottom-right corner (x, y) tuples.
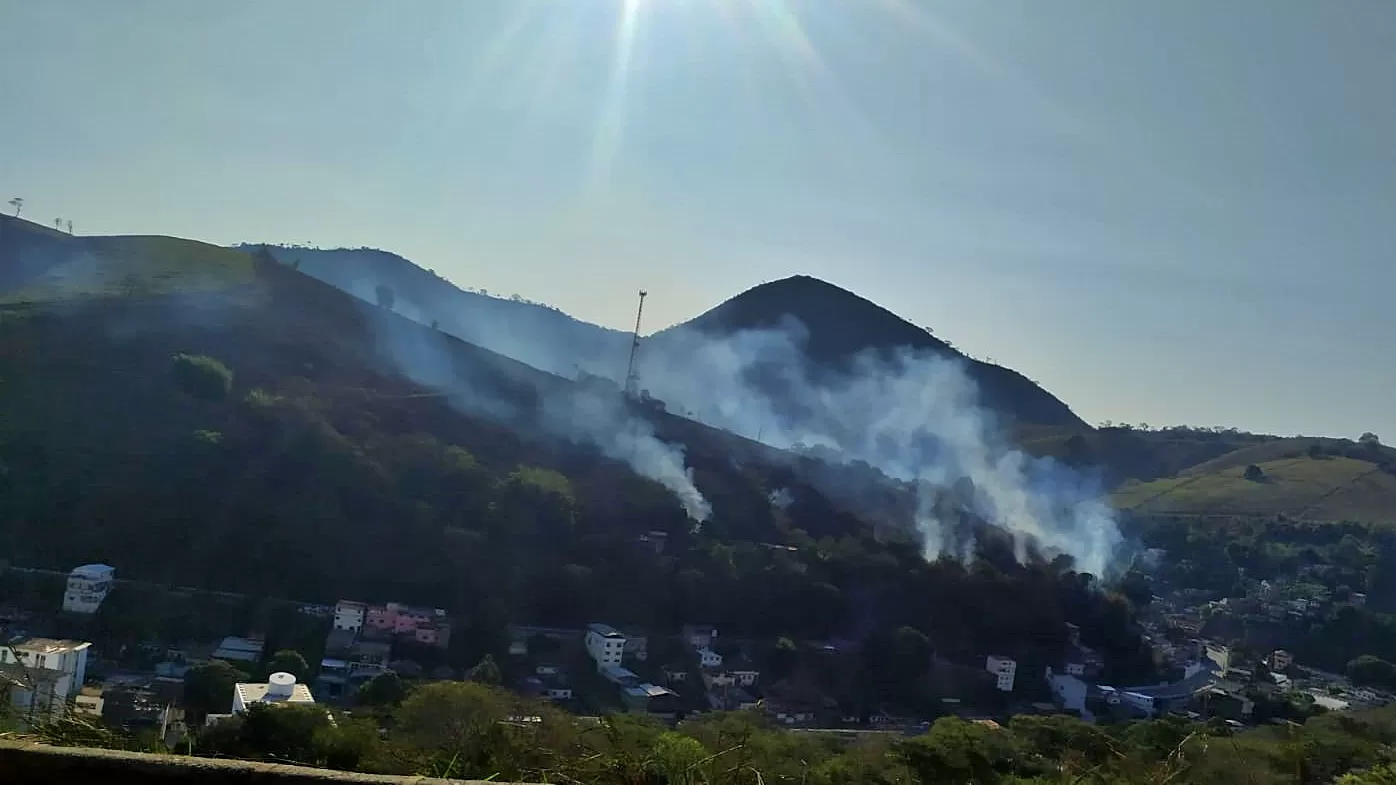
(1112, 455), (1396, 523)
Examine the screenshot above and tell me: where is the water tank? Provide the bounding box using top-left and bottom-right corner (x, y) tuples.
(266, 671), (297, 698)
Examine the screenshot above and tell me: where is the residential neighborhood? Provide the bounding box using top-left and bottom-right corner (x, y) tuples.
(3, 554), (1396, 749)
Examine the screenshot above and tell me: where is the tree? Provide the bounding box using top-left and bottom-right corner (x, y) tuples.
(375, 283), (395, 311)
(266, 649), (310, 681)
(1244, 464), (1265, 482)
(465, 654), (502, 685)
(65, 219), (72, 234)
(172, 353), (234, 401)
(1308, 443), (1324, 459)
(1360, 433), (1381, 446)
(8, 197), (21, 216)
(53, 217), (62, 231)
(358, 671), (407, 707)
(1346, 655), (1396, 689)
(184, 660), (247, 721)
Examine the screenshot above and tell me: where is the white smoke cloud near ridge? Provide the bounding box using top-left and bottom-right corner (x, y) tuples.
(637, 321), (1122, 577)
(365, 303), (712, 523)
(345, 271), (1114, 574)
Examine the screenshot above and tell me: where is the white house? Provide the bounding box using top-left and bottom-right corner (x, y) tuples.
(585, 623), (627, 669)
(1121, 691), (1156, 715)
(986, 655), (1017, 692)
(0, 638), (92, 723)
(697, 648), (723, 669)
(731, 667), (760, 688)
(1046, 667), (1088, 712)
(333, 600), (367, 632)
(231, 672), (315, 714)
(62, 564), (115, 614)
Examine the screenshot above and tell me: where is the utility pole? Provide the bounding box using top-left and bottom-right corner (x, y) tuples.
(624, 290), (647, 400)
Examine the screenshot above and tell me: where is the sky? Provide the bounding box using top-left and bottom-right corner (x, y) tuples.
(2, 0), (1393, 440)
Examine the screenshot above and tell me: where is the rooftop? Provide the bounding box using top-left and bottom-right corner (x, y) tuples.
(7, 638), (91, 655)
(69, 564), (115, 578)
(235, 681), (316, 706)
(588, 623), (623, 638)
(624, 683), (676, 699)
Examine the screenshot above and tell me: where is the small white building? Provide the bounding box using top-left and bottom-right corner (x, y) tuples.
(1046, 666), (1088, 711)
(986, 655), (1017, 692)
(333, 600), (367, 632)
(731, 668), (760, 688)
(231, 672), (316, 714)
(62, 564), (115, 614)
(0, 638), (92, 723)
(697, 648), (723, 669)
(585, 623), (627, 669)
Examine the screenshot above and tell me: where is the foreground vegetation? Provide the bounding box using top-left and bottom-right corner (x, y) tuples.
(10, 679), (1396, 784)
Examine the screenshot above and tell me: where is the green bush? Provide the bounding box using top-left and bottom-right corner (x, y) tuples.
(171, 353), (233, 401)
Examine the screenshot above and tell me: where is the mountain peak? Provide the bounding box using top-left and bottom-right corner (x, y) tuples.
(672, 274), (1085, 429)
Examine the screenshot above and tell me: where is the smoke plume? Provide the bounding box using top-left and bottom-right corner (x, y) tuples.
(276, 247), (1117, 573)
(637, 322), (1122, 577)
(365, 303), (711, 523)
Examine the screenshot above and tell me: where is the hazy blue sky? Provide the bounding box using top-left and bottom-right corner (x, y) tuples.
(3, 0), (1393, 439)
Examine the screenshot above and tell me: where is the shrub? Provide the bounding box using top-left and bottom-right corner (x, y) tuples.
(171, 353), (233, 401)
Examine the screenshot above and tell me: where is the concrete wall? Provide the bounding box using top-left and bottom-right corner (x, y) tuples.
(0, 741), (527, 784)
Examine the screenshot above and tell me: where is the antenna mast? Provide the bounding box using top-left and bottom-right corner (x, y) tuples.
(624, 290), (647, 399)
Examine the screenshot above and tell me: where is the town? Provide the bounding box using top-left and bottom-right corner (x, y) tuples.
(4, 552), (1393, 744)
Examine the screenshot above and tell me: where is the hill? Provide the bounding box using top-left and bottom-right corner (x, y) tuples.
(657, 275), (1086, 428)
(0, 214), (1149, 693)
(1112, 452), (1396, 523)
(244, 246), (1085, 430)
(235, 245), (629, 380)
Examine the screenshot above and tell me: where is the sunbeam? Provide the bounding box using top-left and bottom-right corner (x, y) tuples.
(588, 0), (646, 194)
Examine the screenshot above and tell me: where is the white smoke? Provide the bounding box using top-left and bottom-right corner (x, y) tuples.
(638, 322), (1122, 577)
(364, 304), (711, 523)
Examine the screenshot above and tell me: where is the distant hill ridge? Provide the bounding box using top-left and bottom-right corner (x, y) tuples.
(245, 246), (1085, 429)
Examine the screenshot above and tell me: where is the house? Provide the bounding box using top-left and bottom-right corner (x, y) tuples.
(212, 636), (264, 665)
(1122, 691), (1157, 716)
(986, 655), (1017, 692)
(600, 664), (641, 687)
(728, 687), (760, 711)
(1045, 667), (1088, 712)
(682, 625), (717, 650)
(624, 635), (649, 662)
(62, 564), (115, 614)
(324, 629), (357, 658)
(333, 600), (367, 632)
(729, 665), (760, 688)
(622, 683), (678, 713)
(0, 638), (92, 723)
(638, 530), (669, 554)
(1269, 649), (1293, 672)
(231, 672), (315, 714)
(346, 641), (391, 677)
(585, 624), (627, 669)
(697, 648), (723, 669)
(702, 669), (735, 689)
(661, 665), (688, 684)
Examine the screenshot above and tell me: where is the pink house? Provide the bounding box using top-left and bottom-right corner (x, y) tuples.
(362, 602), (450, 648)
(365, 604), (396, 632)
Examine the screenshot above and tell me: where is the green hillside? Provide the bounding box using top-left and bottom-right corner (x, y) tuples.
(1113, 454), (1396, 523)
(0, 214), (1152, 699)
